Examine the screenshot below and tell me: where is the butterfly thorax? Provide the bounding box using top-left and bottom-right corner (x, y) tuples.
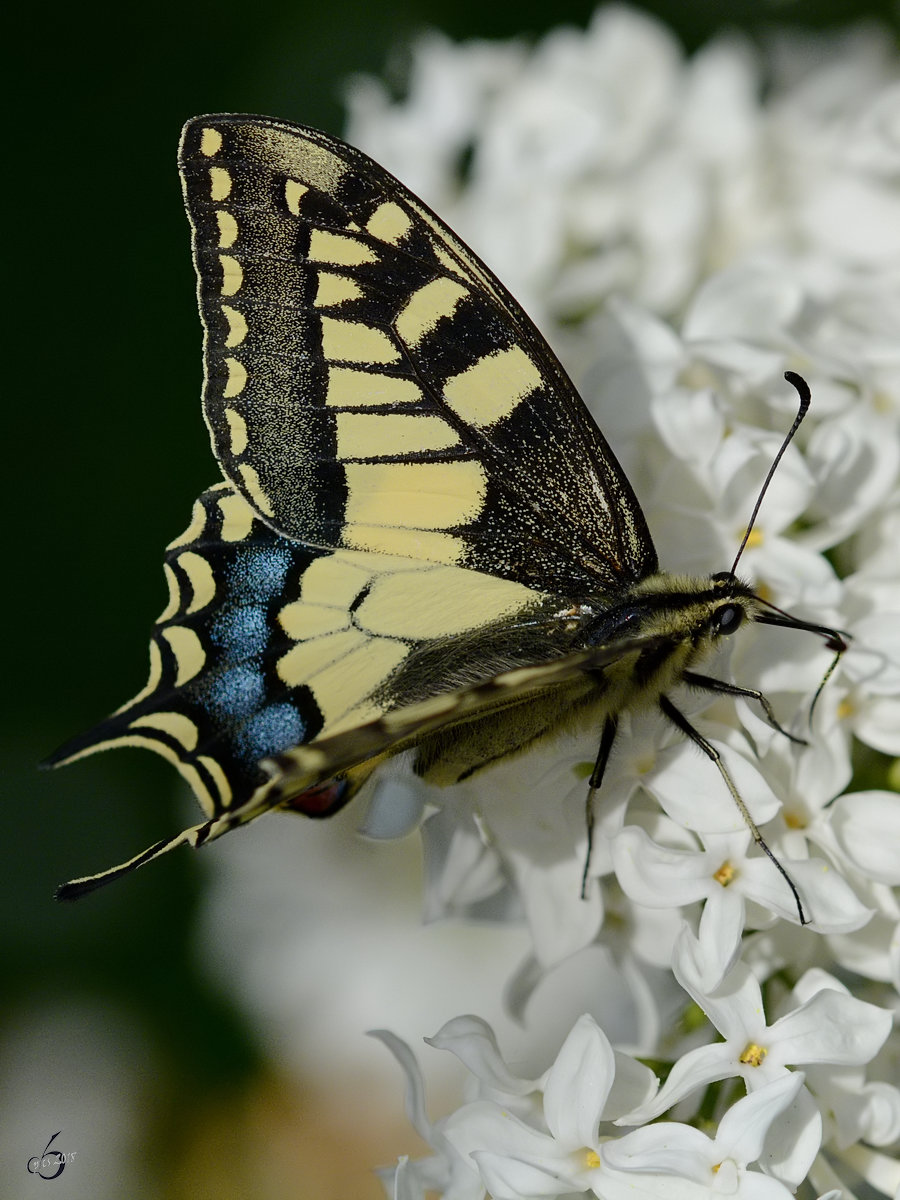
(410, 571), (761, 786)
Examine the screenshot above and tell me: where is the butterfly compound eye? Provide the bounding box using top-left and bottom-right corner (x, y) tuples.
(713, 604), (744, 635)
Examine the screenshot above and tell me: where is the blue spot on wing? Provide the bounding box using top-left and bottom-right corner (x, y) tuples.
(226, 546), (293, 599)
(209, 604), (269, 657)
(201, 664), (266, 720)
(233, 703), (307, 764)
(189, 539), (320, 773)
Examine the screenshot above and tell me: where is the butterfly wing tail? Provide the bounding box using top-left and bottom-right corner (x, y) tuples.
(55, 825), (213, 901)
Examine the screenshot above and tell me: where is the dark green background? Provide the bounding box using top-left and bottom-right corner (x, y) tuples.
(7, 0), (897, 1192)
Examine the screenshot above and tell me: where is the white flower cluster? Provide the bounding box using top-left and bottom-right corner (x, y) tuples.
(346, 8), (900, 1199)
(375, 951), (892, 1199)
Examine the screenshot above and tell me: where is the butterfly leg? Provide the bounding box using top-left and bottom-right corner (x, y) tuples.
(681, 671), (806, 745)
(580, 715), (618, 899)
(659, 695), (808, 925)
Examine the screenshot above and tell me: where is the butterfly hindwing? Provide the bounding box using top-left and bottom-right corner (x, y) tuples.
(46, 484), (329, 820)
(178, 115), (657, 596)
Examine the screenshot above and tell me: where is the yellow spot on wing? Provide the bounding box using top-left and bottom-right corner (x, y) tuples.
(161, 626), (206, 686)
(215, 210), (238, 248)
(284, 178), (308, 215)
(158, 562), (181, 623)
(247, 126), (348, 196)
(237, 463), (276, 518)
(209, 166), (231, 201)
(219, 255), (242, 296)
(200, 127), (223, 156)
(225, 407), (248, 454)
(344, 460), (486, 528)
(314, 273), (364, 308)
(115, 640), (163, 711)
(278, 601), (350, 640)
(167, 497), (207, 551)
(130, 710), (199, 751)
(309, 229), (379, 267)
(433, 241), (466, 279)
(326, 367), (422, 408)
(62, 733), (217, 815)
(343, 524), (464, 563)
(335, 411), (459, 459)
(300, 554), (373, 608)
(396, 277), (468, 347)
(320, 317), (399, 365)
(443, 344), (543, 426)
(217, 490), (256, 541)
(177, 550), (217, 614)
(309, 639), (408, 729)
(223, 357), (247, 398)
(357, 565), (538, 639)
(197, 755), (233, 810)
(366, 201), (412, 245)
(221, 305), (248, 347)
(277, 628), (369, 688)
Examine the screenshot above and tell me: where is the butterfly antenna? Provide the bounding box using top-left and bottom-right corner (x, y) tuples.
(807, 643), (845, 728)
(753, 594), (850, 729)
(730, 372), (811, 576)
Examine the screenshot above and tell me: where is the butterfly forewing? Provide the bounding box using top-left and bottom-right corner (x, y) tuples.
(179, 115), (657, 595)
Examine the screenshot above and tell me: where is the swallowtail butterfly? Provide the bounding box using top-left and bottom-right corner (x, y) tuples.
(49, 115), (842, 915)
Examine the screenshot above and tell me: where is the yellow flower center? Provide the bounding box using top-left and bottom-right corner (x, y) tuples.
(713, 860), (735, 887)
(739, 1042), (767, 1066)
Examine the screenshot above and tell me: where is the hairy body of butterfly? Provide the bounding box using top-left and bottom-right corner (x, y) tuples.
(48, 115), (837, 909)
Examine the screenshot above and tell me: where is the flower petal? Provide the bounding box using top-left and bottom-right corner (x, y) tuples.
(829, 790), (900, 885)
(426, 1015), (538, 1095)
(767, 988), (892, 1069)
(716, 1073), (806, 1164)
(543, 1014), (616, 1146)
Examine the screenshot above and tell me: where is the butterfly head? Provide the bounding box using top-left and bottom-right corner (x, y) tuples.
(581, 570), (758, 650)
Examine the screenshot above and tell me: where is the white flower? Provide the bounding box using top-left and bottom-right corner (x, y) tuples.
(621, 929), (893, 1178)
(788, 968), (900, 1152)
(377, 1015), (825, 1200)
(378, 1013), (657, 1199)
(827, 790), (900, 888)
(612, 822), (871, 985)
(600, 1074), (809, 1200)
(371, 1027), (485, 1200)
